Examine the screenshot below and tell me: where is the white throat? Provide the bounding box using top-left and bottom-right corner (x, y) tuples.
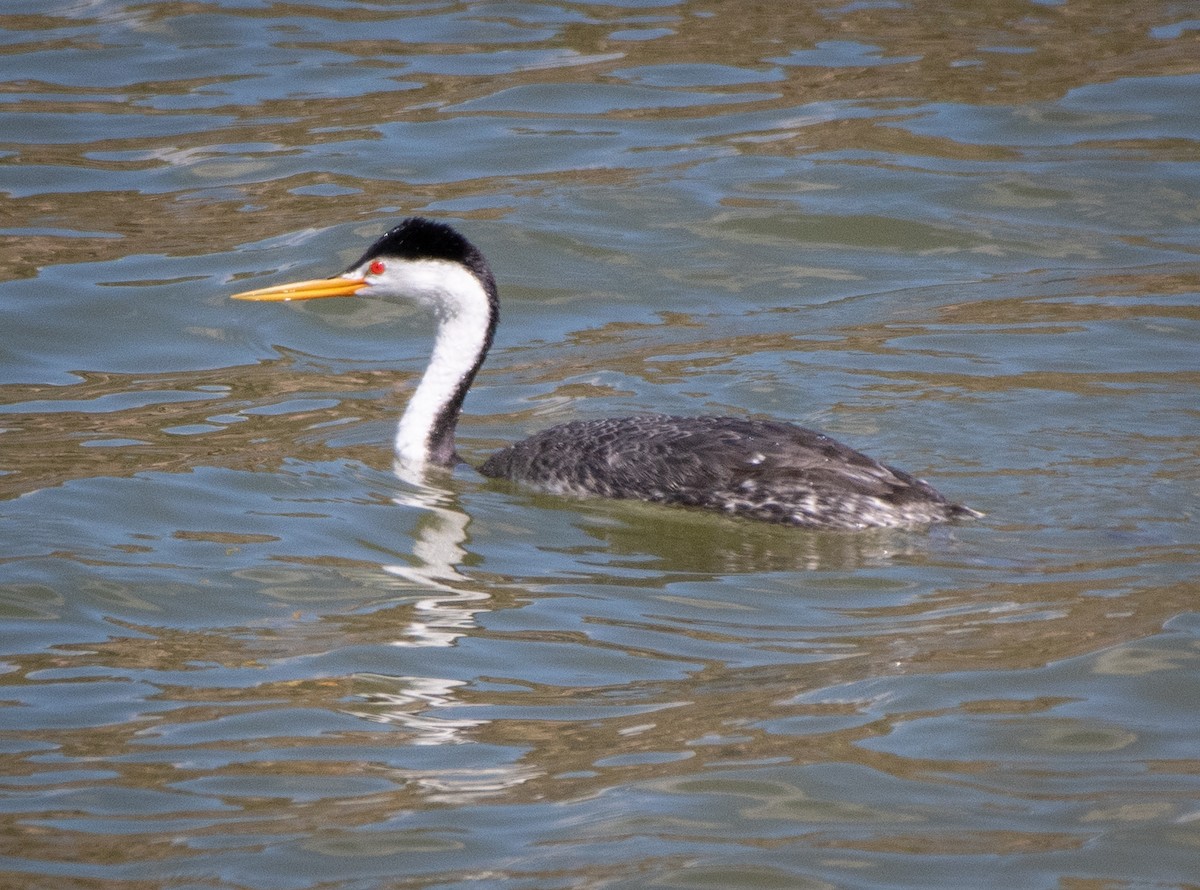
(387, 260), (494, 478)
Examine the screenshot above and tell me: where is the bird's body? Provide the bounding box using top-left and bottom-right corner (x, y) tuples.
(481, 414), (976, 529)
(232, 217), (980, 530)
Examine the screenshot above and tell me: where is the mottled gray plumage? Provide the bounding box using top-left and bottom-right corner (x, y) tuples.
(480, 414), (980, 529)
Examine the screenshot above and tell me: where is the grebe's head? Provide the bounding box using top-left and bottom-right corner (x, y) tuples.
(230, 217), (496, 320)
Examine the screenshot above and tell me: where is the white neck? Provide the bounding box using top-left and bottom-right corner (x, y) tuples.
(389, 261), (495, 478)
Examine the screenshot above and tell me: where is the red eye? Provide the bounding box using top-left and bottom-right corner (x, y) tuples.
(369, 259), (386, 275)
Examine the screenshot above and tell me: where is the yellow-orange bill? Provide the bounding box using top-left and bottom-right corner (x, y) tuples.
(230, 276), (367, 301)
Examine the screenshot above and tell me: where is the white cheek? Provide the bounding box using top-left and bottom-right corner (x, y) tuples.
(370, 260), (487, 318)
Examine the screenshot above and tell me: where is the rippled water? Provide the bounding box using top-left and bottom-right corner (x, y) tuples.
(2, 2), (1199, 888)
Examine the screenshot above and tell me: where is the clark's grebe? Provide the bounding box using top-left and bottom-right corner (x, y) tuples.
(232, 217), (980, 530)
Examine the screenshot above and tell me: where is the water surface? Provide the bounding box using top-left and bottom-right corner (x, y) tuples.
(1, 2), (1198, 888)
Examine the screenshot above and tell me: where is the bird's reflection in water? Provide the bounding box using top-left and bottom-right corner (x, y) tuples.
(381, 477), (490, 648)
(342, 480), (546, 801)
(344, 480), (495, 751)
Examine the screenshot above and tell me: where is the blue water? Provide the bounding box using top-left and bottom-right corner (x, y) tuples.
(1, 2), (1198, 888)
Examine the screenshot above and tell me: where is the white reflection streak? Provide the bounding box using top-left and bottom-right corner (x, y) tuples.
(347, 674), (487, 746)
(355, 483), (543, 798)
(402, 765), (543, 805)
(382, 480), (489, 648)
(340, 482), (498, 750)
